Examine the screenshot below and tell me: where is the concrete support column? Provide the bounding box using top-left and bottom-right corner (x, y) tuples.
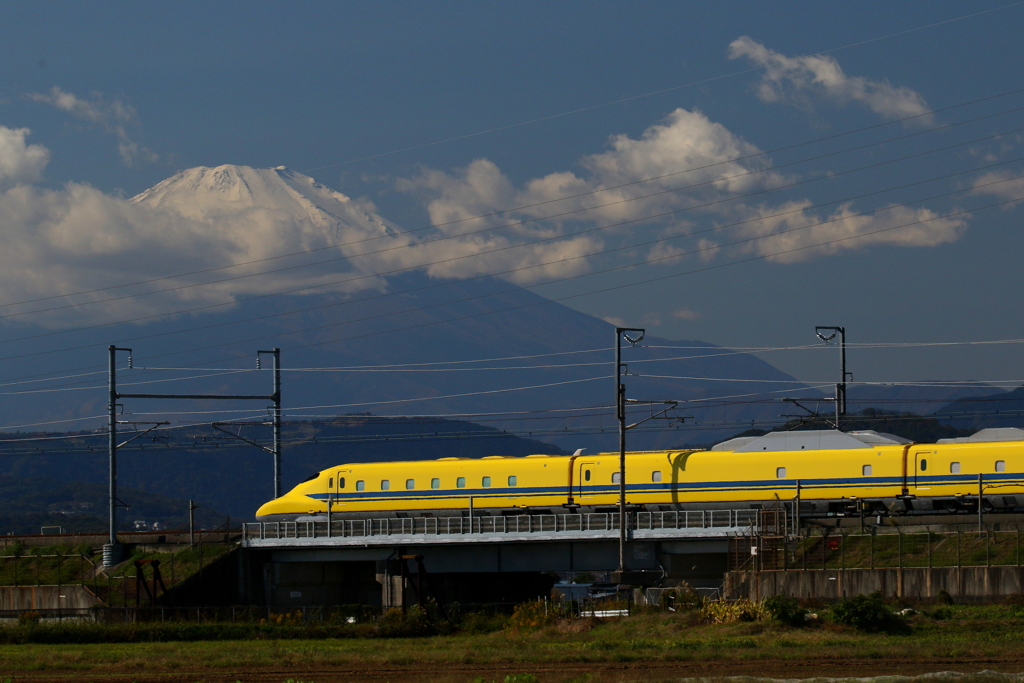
(376, 560), (405, 611)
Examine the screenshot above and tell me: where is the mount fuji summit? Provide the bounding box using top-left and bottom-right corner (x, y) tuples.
(132, 164), (400, 238)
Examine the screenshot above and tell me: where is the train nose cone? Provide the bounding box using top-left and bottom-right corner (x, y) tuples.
(255, 499), (281, 522)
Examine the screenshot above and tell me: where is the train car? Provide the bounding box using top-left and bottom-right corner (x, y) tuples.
(254, 427), (1024, 522)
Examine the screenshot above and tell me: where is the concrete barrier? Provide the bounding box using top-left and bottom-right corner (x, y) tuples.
(0, 585), (101, 611)
(724, 565), (1024, 602)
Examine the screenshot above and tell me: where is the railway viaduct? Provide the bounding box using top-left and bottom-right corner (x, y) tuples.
(239, 509), (758, 608)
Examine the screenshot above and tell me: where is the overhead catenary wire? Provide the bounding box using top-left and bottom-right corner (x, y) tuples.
(4, 383), (1024, 449)
(8, 334), (1024, 398)
(10, 401), (1024, 456)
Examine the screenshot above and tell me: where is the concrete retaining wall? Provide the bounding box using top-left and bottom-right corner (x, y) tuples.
(724, 566), (1024, 601)
(0, 585), (101, 610)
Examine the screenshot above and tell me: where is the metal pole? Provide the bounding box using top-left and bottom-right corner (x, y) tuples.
(189, 500), (196, 547)
(979, 473), (984, 534)
(839, 329), (847, 417)
(618, 377), (627, 573)
(611, 327), (643, 576)
(108, 345), (117, 552)
(272, 348), (282, 499)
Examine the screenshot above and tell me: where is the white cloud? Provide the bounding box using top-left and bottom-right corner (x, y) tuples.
(397, 108), (784, 282)
(0, 125), (49, 187)
(728, 37), (932, 123)
(27, 86), (158, 165)
(972, 170), (1024, 206)
(399, 103), (971, 280)
(0, 162), (418, 327)
(727, 201), (967, 263)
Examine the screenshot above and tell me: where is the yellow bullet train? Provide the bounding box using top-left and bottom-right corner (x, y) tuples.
(254, 428), (1024, 521)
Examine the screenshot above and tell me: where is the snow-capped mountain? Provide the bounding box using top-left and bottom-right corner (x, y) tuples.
(131, 164), (399, 238)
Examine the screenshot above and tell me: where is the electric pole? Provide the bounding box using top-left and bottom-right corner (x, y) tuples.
(616, 326), (645, 576)
(104, 346), (283, 566)
(815, 326), (850, 428)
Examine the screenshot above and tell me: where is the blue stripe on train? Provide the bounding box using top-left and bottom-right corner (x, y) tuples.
(300, 473), (1018, 504)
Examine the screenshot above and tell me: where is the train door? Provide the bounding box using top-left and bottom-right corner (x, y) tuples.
(913, 452), (931, 490)
(577, 461), (597, 500)
(333, 469), (351, 506)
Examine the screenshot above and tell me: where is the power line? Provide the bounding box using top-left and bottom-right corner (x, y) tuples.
(297, 2), (1024, 172)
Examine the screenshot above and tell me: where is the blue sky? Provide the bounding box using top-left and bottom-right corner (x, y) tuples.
(2, 1), (1024, 388)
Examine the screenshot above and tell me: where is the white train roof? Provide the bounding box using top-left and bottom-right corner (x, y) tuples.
(937, 427), (1024, 443)
(711, 429), (910, 452)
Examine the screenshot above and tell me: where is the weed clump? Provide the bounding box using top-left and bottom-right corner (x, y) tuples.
(507, 600), (556, 632)
(762, 596), (808, 627)
(829, 592), (909, 633)
(376, 607), (436, 637)
(697, 599), (766, 624)
(471, 675), (538, 683)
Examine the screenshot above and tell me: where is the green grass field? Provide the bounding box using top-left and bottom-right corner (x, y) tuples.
(4, 602), (1024, 682)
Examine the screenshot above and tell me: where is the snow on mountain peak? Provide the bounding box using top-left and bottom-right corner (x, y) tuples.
(131, 164), (398, 238)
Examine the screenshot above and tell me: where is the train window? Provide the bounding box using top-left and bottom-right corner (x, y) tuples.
(862, 465), (872, 476)
(996, 460), (1007, 473)
(356, 480), (365, 491)
(329, 478), (333, 489)
(950, 462), (961, 474)
(652, 471), (663, 483)
(406, 479), (415, 490)
(381, 480), (391, 491)
(339, 477), (346, 489)
(457, 477), (466, 488)
(921, 459), (928, 471)
(776, 467), (787, 479)
(482, 476), (492, 488)
(431, 478), (440, 489)
(508, 475), (517, 486)
(612, 472), (622, 484)
(584, 470), (591, 481)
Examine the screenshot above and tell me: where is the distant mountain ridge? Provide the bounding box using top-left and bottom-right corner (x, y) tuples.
(0, 417), (567, 521)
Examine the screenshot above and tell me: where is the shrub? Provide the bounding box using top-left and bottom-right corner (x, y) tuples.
(17, 611), (40, 626)
(697, 599), (766, 624)
(508, 600), (556, 632)
(376, 606), (435, 638)
(663, 582), (703, 611)
(762, 596), (807, 627)
(829, 593), (908, 633)
(1003, 592), (1024, 607)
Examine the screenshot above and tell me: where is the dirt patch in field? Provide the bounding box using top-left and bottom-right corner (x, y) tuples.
(10, 657), (1024, 683)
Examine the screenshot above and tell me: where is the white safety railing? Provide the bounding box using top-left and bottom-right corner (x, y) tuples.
(243, 509), (757, 542)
